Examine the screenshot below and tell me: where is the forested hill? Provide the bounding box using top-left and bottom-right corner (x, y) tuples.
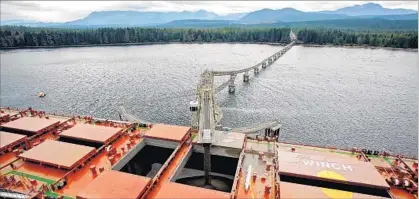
(158, 18), (417, 31)
(0, 26), (417, 49)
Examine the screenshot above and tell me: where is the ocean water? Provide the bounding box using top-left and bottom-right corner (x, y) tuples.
(1, 44), (417, 157)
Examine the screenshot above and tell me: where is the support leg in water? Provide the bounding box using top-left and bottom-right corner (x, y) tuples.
(203, 143), (211, 186)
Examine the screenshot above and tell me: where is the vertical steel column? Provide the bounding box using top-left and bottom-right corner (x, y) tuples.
(203, 143), (212, 185)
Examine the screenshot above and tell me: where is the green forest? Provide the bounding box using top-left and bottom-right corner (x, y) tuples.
(0, 26), (417, 48)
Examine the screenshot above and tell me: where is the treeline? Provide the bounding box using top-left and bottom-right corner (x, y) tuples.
(0, 27), (292, 48)
(0, 26), (417, 48)
(297, 29), (417, 48)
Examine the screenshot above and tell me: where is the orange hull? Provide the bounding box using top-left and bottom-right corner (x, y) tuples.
(0, 107), (417, 199)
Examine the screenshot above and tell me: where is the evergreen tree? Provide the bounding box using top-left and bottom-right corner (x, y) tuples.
(0, 26), (416, 48)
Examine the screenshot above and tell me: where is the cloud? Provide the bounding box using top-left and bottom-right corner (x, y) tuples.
(1, 1), (41, 9)
(377, 1), (419, 10)
(1, 1), (417, 22)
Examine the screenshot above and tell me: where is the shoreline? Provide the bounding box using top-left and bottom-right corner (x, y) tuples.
(0, 41), (288, 50)
(299, 43), (418, 52)
(0, 41), (416, 51)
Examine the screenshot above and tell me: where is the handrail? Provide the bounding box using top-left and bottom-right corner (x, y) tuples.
(231, 120), (280, 134)
(118, 106), (151, 125)
(215, 79), (231, 93)
(212, 41), (295, 76)
(230, 149), (245, 199)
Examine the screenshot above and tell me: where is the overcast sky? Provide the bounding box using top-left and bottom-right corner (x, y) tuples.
(1, 1), (417, 22)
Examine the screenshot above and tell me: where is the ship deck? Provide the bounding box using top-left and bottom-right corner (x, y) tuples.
(76, 170), (151, 199)
(0, 131), (27, 153)
(0, 116), (66, 136)
(18, 140), (96, 170)
(59, 123), (123, 145)
(280, 181), (386, 199)
(0, 108), (417, 199)
(277, 149), (390, 189)
(0, 107), (22, 122)
(144, 123), (191, 142)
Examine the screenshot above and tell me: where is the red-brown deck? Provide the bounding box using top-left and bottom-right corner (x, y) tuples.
(152, 182), (231, 199)
(0, 152), (18, 168)
(56, 129), (141, 197)
(280, 181), (386, 199)
(390, 187), (418, 199)
(59, 123), (123, 144)
(145, 142), (192, 199)
(76, 170), (151, 199)
(18, 140), (96, 170)
(0, 131), (27, 152)
(278, 150), (390, 190)
(144, 124), (190, 142)
(0, 116), (63, 134)
(0, 108), (417, 199)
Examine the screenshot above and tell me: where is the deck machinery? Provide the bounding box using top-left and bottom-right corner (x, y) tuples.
(0, 107), (417, 199)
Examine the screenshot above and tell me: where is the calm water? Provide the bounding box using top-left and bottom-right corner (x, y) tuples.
(1, 44), (417, 157)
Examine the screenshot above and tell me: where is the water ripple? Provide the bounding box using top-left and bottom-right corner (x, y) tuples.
(0, 44), (417, 157)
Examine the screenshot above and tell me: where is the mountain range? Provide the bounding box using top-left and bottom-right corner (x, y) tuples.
(155, 18), (418, 31)
(1, 3), (417, 28)
(319, 2), (417, 16)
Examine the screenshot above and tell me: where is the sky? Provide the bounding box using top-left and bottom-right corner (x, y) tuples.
(1, 1), (418, 22)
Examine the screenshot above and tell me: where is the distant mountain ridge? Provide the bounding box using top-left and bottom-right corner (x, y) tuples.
(1, 9), (247, 27)
(240, 8), (351, 23)
(1, 3), (417, 28)
(240, 3), (417, 23)
(1, 19), (43, 26)
(156, 18), (418, 31)
(67, 10), (220, 26)
(319, 3), (417, 16)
